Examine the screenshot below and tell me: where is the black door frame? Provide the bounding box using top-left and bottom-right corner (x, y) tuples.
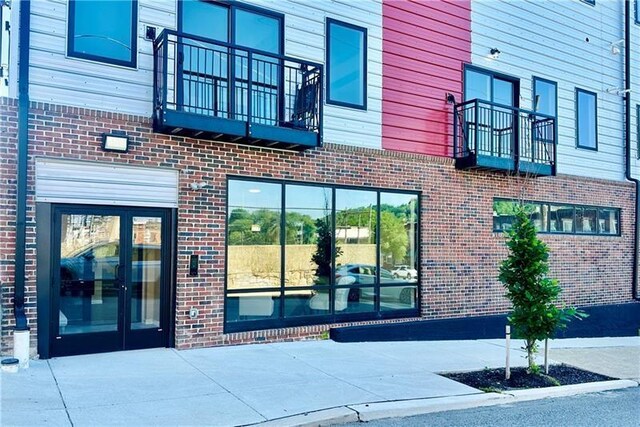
(38, 204), (175, 358)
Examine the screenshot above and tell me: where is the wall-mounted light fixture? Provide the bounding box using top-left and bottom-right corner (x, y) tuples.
(101, 132), (129, 153)
(446, 93), (456, 104)
(610, 39), (624, 55)
(606, 87), (632, 96)
(489, 48), (501, 60)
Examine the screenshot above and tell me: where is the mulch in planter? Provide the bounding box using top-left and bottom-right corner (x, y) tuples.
(443, 364), (616, 392)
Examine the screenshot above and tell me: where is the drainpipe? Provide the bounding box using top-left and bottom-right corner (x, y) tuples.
(13, 0), (30, 331)
(623, 0), (640, 301)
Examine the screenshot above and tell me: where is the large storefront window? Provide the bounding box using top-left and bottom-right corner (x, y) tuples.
(225, 178), (420, 332)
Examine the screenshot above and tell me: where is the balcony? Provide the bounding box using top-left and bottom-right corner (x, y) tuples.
(153, 30), (322, 150)
(453, 99), (556, 176)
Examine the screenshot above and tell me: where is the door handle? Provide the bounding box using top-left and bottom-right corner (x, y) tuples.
(115, 264), (126, 290)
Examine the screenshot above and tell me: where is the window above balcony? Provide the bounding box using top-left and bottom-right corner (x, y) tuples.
(152, 1), (322, 151)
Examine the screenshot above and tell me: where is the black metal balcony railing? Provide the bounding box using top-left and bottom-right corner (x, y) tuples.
(153, 30), (322, 150)
(453, 99), (556, 176)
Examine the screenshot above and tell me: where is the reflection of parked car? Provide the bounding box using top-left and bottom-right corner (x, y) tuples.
(60, 241), (161, 295)
(335, 264), (414, 304)
(391, 265), (418, 280)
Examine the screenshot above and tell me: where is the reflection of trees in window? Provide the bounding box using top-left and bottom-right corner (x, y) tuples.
(379, 211), (408, 265)
(312, 216), (340, 285)
(228, 208), (280, 245)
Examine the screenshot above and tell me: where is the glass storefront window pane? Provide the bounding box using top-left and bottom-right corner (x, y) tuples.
(227, 180), (282, 290)
(226, 292), (280, 322)
(335, 189), (377, 284)
(598, 209), (619, 235)
(285, 185), (333, 287)
(576, 207), (597, 234)
(379, 286), (417, 311)
(338, 286), (375, 313)
(549, 205), (574, 233)
(380, 193), (418, 282)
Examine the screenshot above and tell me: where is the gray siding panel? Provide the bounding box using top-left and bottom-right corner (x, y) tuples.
(27, 0), (382, 149)
(471, 0), (625, 182)
(35, 158), (179, 208)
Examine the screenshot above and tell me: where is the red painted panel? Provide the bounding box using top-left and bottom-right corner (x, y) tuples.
(382, 0), (471, 156)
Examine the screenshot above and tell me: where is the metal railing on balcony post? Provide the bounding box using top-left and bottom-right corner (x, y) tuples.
(452, 98), (556, 174)
(153, 29), (322, 137)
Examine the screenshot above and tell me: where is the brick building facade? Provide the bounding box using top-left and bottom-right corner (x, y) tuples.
(1, 98), (635, 355)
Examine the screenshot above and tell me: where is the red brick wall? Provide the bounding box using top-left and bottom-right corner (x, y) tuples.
(0, 98), (635, 354)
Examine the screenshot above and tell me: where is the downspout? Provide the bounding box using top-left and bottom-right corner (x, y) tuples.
(623, 0), (640, 301)
(13, 0), (30, 330)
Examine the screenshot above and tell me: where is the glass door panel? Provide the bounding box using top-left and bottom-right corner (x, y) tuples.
(58, 214), (121, 336)
(493, 78), (514, 158)
(130, 217), (163, 330)
(181, 1), (229, 116)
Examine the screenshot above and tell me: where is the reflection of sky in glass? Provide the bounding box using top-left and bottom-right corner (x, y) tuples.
(535, 80), (556, 116)
(235, 10), (280, 54)
(464, 70), (490, 101)
(577, 91), (596, 148)
(73, 0), (133, 62)
(286, 185), (331, 219)
(336, 189), (376, 211)
(329, 23), (364, 105)
(380, 193), (417, 209)
(182, 0), (228, 41)
(228, 180), (281, 209)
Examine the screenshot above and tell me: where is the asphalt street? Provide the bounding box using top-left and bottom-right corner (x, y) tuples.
(340, 387), (640, 427)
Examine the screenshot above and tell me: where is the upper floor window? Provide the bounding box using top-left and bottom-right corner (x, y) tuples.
(326, 18), (367, 110)
(636, 0), (640, 24)
(576, 88), (597, 150)
(580, 0), (595, 5)
(637, 105), (640, 158)
(533, 77), (557, 118)
(67, 0), (137, 67)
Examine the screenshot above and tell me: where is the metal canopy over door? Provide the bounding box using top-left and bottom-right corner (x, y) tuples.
(50, 205), (171, 357)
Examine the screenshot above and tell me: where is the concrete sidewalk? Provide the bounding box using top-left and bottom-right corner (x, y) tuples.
(1, 337), (638, 427)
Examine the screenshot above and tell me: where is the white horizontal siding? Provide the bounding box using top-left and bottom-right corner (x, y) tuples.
(35, 158), (179, 208)
(471, 0), (626, 182)
(27, 0), (382, 149)
(631, 8), (640, 178)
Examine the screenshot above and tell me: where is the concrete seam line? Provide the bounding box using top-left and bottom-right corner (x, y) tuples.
(47, 360), (74, 427)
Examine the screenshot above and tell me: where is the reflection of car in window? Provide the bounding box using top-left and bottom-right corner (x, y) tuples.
(335, 263), (415, 305)
(60, 241), (161, 296)
(391, 265), (418, 280)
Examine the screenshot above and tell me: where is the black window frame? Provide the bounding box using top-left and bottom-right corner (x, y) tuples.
(325, 17), (368, 110)
(67, 0), (138, 68)
(580, 0), (595, 5)
(224, 176), (420, 333)
(636, 0), (640, 24)
(492, 198), (621, 237)
(575, 88), (598, 151)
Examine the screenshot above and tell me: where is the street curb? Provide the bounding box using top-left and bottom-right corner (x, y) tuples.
(253, 380), (638, 426)
(506, 379), (639, 402)
(255, 407), (360, 427)
(348, 392), (510, 422)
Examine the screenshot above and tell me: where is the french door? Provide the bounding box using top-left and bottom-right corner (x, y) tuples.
(50, 205), (171, 357)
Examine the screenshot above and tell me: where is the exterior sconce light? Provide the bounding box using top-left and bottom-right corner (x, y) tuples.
(610, 39), (624, 55)
(489, 48), (501, 60)
(101, 132), (129, 153)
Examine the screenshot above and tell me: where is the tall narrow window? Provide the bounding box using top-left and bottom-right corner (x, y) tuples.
(326, 18), (367, 109)
(68, 0), (137, 67)
(576, 89), (597, 150)
(533, 77), (557, 118)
